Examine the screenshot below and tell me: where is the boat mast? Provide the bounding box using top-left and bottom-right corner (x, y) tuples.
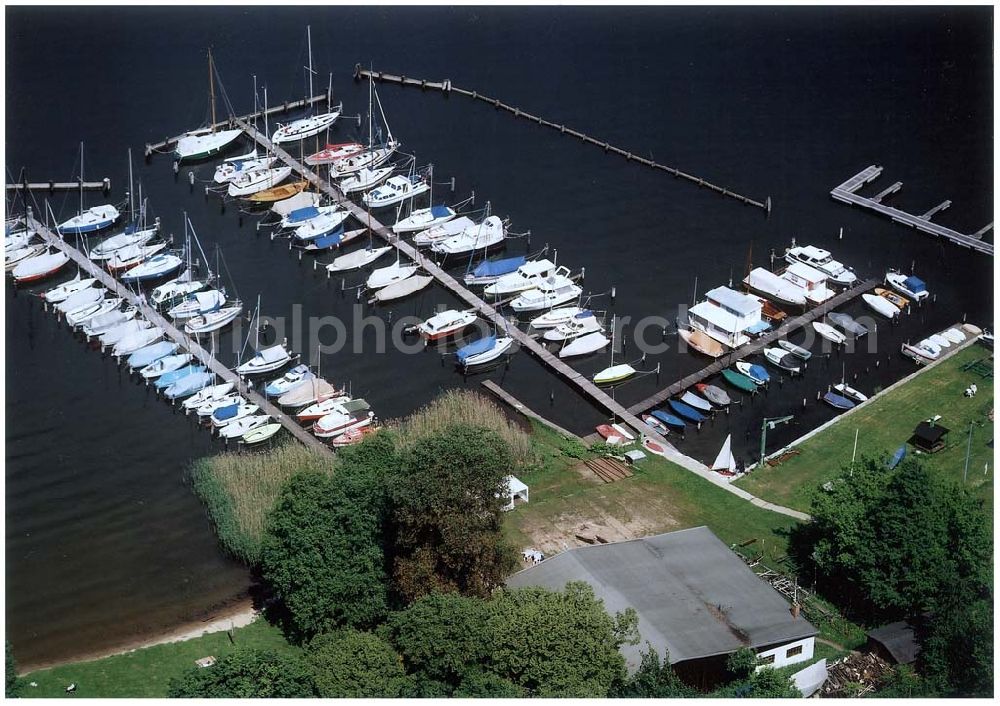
(78, 141), (84, 216)
(306, 25), (314, 106)
(127, 148), (134, 222)
(208, 48), (217, 133)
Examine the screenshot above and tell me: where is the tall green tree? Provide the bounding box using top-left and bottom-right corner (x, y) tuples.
(484, 582), (639, 697)
(710, 667), (801, 698)
(610, 648), (696, 698)
(166, 649), (317, 698)
(918, 594), (993, 697)
(387, 425), (517, 602)
(5, 641), (19, 698)
(306, 629), (407, 698)
(260, 469), (388, 639)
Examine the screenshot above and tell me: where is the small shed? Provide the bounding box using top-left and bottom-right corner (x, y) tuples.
(867, 621), (920, 665)
(501, 475), (529, 511)
(909, 421), (950, 453)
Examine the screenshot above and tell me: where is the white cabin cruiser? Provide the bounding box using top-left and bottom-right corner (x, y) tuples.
(784, 245), (857, 286)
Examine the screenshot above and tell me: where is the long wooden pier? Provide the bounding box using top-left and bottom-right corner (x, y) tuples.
(353, 66), (770, 213)
(7, 178), (111, 195)
(626, 277), (881, 416)
(831, 166), (993, 256)
(24, 213), (335, 458)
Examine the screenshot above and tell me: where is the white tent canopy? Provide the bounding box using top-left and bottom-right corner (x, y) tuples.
(501, 475), (529, 511)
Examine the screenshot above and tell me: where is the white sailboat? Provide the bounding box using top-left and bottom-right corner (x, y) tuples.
(430, 215), (506, 256)
(174, 49), (243, 161)
(558, 331), (610, 358)
(366, 257), (417, 289)
(271, 26), (341, 144)
(325, 244), (392, 273)
(43, 274), (97, 304)
(711, 435), (737, 474)
(339, 165), (394, 195)
(391, 164), (456, 233)
(330, 74), (399, 177)
(412, 216), (474, 247)
(593, 317), (637, 385)
(56, 143), (120, 235)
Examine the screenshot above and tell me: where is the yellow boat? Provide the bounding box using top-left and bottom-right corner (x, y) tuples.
(678, 327), (726, 358)
(875, 287), (909, 309)
(246, 180), (310, 203)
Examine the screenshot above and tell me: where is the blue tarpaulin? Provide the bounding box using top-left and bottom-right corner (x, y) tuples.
(471, 256), (526, 278)
(456, 335), (496, 364)
(745, 320), (771, 335)
(430, 204), (452, 218)
(287, 206), (320, 223)
(903, 276), (927, 293)
(886, 445), (907, 469)
(213, 402), (240, 421)
(311, 228), (343, 249)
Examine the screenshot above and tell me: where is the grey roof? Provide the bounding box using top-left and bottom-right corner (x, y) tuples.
(506, 526), (817, 669)
(867, 621), (920, 664)
(705, 286), (761, 316)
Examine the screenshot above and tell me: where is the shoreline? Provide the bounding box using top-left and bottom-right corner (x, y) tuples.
(19, 597), (258, 676)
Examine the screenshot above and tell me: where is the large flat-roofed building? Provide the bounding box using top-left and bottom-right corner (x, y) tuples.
(506, 526), (818, 688)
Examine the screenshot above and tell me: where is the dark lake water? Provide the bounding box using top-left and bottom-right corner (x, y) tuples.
(5, 6), (993, 668)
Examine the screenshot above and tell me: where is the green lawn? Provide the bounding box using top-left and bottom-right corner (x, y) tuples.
(18, 618), (298, 699)
(735, 343), (993, 514)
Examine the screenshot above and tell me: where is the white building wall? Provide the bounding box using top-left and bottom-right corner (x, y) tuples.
(755, 636), (815, 671)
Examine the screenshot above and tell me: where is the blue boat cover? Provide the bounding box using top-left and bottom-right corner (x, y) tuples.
(456, 335), (496, 363)
(886, 444), (906, 470)
(312, 228), (343, 249)
(651, 409), (686, 429)
(575, 310), (594, 319)
(430, 204), (452, 218)
(823, 391), (855, 410)
(903, 276), (926, 293)
(745, 320), (771, 335)
(471, 256), (526, 278)
(668, 399), (706, 423)
(127, 341), (175, 368)
(749, 364), (770, 382)
(155, 365), (206, 389)
(288, 206), (320, 223)
(214, 402), (240, 421)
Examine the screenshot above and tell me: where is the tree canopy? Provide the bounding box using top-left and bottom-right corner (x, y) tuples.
(610, 647), (697, 698)
(306, 629), (407, 698)
(166, 649), (317, 698)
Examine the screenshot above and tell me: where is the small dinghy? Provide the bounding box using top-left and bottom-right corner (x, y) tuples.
(876, 287), (910, 310)
(763, 347), (801, 374)
(901, 342), (936, 365)
(777, 339), (812, 360)
(678, 328), (726, 358)
(863, 292), (901, 319)
(367, 260), (418, 290)
(695, 383), (731, 407)
(722, 368), (758, 393)
(183, 383), (236, 412)
(241, 423), (283, 445)
(369, 275), (433, 303)
(543, 310), (603, 342)
(413, 215), (476, 247)
(393, 204), (456, 234)
(885, 272), (929, 301)
(236, 344), (292, 376)
(680, 391), (713, 413)
(326, 245), (392, 273)
(114, 326), (164, 357)
(164, 371), (215, 400)
(13, 250), (69, 283)
(219, 414), (271, 440)
(128, 341), (179, 370)
(338, 166), (394, 195)
(827, 312), (869, 337)
(264, 364), (314, 397)
(822, 391), (856, 411)
(43, 275), (97, 303)
(833, 383), (868, 403)
(184, 305), (243, 335)
(593, 363), (637, 386)
(812, 321), (847, 345)
(462, 254), (526, 286)
(642, 437), (671, 458)
(668, 399), (706, 424)
(558, 332), (610, 358)
(641, 414), (671, 436)
(141, 354), (195, 380)
(711, 434), (737, 476)
(417, 309), (478, 341)
(456, 335), (513, 368)
(651, 409), (686, 430)
(735, 361), (770, 385)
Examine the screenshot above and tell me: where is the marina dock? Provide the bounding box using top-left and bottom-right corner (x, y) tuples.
(7, 178), (111, 195)
(353, 66), (770, 213)
(25, 213), (336, 459)
(831, 166), (993, 256)
(626, 277), (881, 416)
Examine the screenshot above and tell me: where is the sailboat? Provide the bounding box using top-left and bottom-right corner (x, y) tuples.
(592, 317), (637, 385)
(174, 49), (243, 162)
(413, 216), (475, 248)
(366, 256), (417, 289)
(711, 435), (737, 475)
(43, 274), (98, 304)
(91, 154), (159, 259)
(12, 249), (69, 283)
(325, 244), (392, 273)
(391, 165), (457, 234)
(330, 73), (399, 177)
(234, 297), (293, 375)
(150, 216), (213, 306)
(271, 26), (342, 144)
(229, 87), (292, 197)
(57, 143), (120, 235)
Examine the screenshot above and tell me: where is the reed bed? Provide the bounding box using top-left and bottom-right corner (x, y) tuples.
(190, 443), (332, 565)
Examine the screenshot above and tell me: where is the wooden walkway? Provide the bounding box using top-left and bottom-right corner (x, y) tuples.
(627, 277), (881, 415)
(25, 213), (335, 458)
(7, 179), (111, 195)
(353, 66), (770, 212)
(831, 166), (993, 256)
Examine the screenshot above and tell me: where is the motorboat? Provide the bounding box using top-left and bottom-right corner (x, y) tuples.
(90, 227), (157, 261)
(151, 271), (207, 307)
(212, 400), (261, 429)
(195, 393), (243, 418)
(218, 414), (271, 440)
(417, 309), (478, 341)
(128, 341), (179, 370)
(294, 210), (350, 241)
(57, 286), (105, 315)
(140, 353), (195, 380)
(678, 327), (726, 358)
(735, 361), (770, 385)
(278, 377), (340, 408)
(885, 272), (929, 301)
(596, 424), (630, 444)
(862, 292), (900, 319)
(827, 312), (869, 337)
(183, 382), (236, 412)
(67, 297), (123, 327)
(593, 363), (636, 386)
(430, 216), (506, 256)
(485, 260), (564, 297)
(743, 267), (807, 308)
(43, 275), (97, 304)
(694, 383), (731, 407)
(12, 250), (69, 283)
(822, 391), (856, 411)
(781, 262), (836, 306)
(328, 426), (374, 447)
(558, 331), (609, 358)
(164, 371), (215, 400)
(812, 321), (847, 345)
(542, 310), (603, 342)
(370, 275), (433, 303)
(5, 244), (46, 271)
(82, 306), (137, 338)
(338, 165), (394, 194)
(241, 423), (283, 445)
(367, 259), (418, 289)
(184, 305), (244, 335)
(213, 155), (277, 184)
(784, 245), (857, 286)
(304, 141), (363, 166)
(722, 368), (757, 393)
(236, 344), (292, 376)
(362, 175), (429, 209)
(167, 290), (226, 320)
(326, 246), (392, 273)
(875, 287), (909, 309)
(833, 383), (868, 403)
(264, 364), (314, 397)
(314, 407), (375, 440)
(279, 204), (342, 230)
(56, 204), (120, 235)
(510, 272), (581, 312)
(113, 326), (164, 357)
(668, 399), (706, 424)
(120, 253), (184, 283)
(651, 409), (686, 431)
(462, 255), (527, 286)
(763, 347), (802, 374)
(529, 306), (585, 329)
(455, 335), (513, 368)
(393, 204), (456, 234)
(680, 391), (713, 413)
(711, 435), (738, 475)
(777, 340), (812, 360)
(296, 395), (353, 423)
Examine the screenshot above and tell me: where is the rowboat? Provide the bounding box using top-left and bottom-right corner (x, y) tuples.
(680, 391), (713, 412)
(393, 204), (456, 234)
(241, 423), (283, 445)
(695, 383), (732, 407)
(711, 435), (737, 475)
(900, 342), (935, 365)
(339, 166), (394, 194)
(735, 361), (770, 385)
(456, 335), (513, 368)
(328, 426), (374, 447)
(756, 297), (787, 323)
(184, 305), (244, 335)
(885, 272), (929, 301)
(370, 275), (433, 303)
(668, 399), (706, 424)
(167, 290), (226, 320)
(278, 378), (340, 408)
(246, 180), (309, 204)
(56, 204), (120, 235)
(90, 227), (157, 260)
(236, 345), (292, 376)
(886, 445), (907, 470)
(763, 347), (801, 374)
(462, 255), (527, 286)
(264, 364), (314, 397)
(67, 297), (122, 327)
(212, 400), (261, 429)
(558, 332), (610, 358)
(484, 260), (563, 297)
(777, 340), (812, 360)
(833, 383), (868, 403)
(163, 371), (215, 400)
(875, 287), (909, 309)
(596, 424), (627, 444)
(642, 437), (671, 457)
(82, 306), (137, 338)
(431, 216), (506, 256)
(641, 414), (670, 436)
(120, 253), (184, 283)
(822, 391), (856, 411)
(227, 167), (293, 198)
(326, 246), (392, 273)
(141, 354), (195, 380)
(113, 326), (164, 357)
(57, 286), (105, 315)
(542, 310), (603, 342)
(827, 312), (869, 337)
(304, 142), (363, 166)
(362, 175), (429, 209)
(128, 341), (179, 370)
(213, 156), (277, 184)
(863, 292), (900, 319)
(593, 363), (637, 386)
(722, 368), (757, 392)
(651, 409), (686, 430)
(218, 414), (271, 440)
(367, 260), (418, 289)
(529, 306), (585, 329)
(43, 275), (97, 303)
(678, 328), (726, 358)
(12, 250), (69, 283)
(417, 309), (478, 341)
(812, 321), (847, 345)
(5, 244), (45, 271)
(296, 396), (353, 423)
(294, 210), (350, 241)
(183, 383), (236, 411)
